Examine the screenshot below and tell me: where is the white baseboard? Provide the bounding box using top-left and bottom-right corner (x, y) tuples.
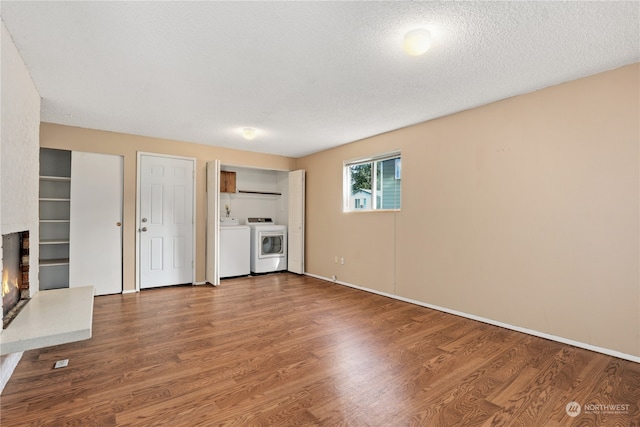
(0, 352), (23, 394)
(304, 273), (640, 364)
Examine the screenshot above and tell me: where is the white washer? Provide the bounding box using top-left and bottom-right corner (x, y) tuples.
(219, 217), (250, 278)
(246, 218), (287, 274)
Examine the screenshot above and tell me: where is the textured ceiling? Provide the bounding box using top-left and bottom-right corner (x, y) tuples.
(1, 1), (638, 158)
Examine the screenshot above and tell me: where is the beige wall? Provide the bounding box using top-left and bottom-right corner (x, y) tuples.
(40, 123), (296, 292)
(297, 63), (640, 358)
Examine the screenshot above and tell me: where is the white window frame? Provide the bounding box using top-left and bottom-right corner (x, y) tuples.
(343, 151), (401, 212)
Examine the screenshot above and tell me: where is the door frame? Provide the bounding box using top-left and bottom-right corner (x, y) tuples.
(135, 152), (197, 292)
(205, 160), (220, 286)
(209, 163), (305, 279)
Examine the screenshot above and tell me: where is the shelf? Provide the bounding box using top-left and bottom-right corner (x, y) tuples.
(40, 239), (70, 245)
(40, 149), (72, 291)
(40, 175), (71, 182)
(40, 258), (70, 266)
(238, 190), (282, 196)
(0, 286), (94, 355)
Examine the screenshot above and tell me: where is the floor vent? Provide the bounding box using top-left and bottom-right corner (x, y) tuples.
(53, 359), (69, 369)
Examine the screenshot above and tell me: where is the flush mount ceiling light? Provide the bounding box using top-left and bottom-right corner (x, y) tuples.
(241, 127), (257, 140)
(403, 29), (432, 56)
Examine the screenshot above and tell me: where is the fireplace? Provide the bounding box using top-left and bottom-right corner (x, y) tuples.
(2, 231), (30, 328)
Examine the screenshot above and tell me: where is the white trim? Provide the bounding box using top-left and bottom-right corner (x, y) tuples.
(135, 153), (142, 292)
(304, 273), (640, 364)
(205, 160), (221, 286)
(136, 152), (197, 292)
(193, 281), (207, 286)
(344, 209), (401, 214)
(122, 289), (138, 294)
(344, 150), (402, 166)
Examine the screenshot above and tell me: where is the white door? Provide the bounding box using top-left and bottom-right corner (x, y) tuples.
(288, 169), (305, 274)
(69, 152), (123, 295)
(139, 154), (195, 289)
(206, 160), (220, 285)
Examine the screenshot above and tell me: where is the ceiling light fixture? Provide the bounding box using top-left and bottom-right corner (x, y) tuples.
(403, 29), (432, 56)
(241, 127), (257, 140)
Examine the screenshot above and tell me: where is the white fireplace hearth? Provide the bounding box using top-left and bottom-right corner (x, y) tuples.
(0, 286), (94, 356)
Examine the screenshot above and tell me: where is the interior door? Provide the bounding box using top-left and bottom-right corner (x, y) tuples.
(139, 154), (195, 289)
(69, 152), (123, 295)
(206, 160), (220, 286)
(288, 169), (305, 274)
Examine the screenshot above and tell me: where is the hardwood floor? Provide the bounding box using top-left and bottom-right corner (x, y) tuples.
(1, 273), (638, 426)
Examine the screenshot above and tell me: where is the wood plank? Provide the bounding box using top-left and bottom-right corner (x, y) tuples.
(1, 274), (638, 426)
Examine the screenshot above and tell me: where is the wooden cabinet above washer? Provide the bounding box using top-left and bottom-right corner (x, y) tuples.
(220, 171), (236, 193)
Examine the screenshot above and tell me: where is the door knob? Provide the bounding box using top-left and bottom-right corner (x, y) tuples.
(141, 227), (148, 232)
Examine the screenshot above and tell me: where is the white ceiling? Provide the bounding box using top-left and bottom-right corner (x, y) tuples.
(1, 1), (638, 158)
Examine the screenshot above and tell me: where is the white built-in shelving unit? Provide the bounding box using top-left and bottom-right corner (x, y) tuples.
(39, 148), (72, 290)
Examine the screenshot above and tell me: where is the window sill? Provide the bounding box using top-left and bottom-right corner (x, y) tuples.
(344, 209), (401, 213)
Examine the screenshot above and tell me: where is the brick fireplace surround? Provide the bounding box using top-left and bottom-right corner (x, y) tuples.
(20, 232), (30, 297)
(2, 231), (30, 329)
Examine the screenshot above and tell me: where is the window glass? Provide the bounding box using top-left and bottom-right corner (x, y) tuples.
(345, 153), (401, 211)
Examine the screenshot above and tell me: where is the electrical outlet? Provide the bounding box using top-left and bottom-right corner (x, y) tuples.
(340, 257), (345, 265)
(334, 256), (338, 264)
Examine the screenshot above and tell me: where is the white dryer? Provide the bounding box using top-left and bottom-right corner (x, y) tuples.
(246, 218), (287, 274)
(219, 217), (250, 278)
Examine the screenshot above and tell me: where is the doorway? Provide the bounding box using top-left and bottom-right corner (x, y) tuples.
(205, 162), (304, 284)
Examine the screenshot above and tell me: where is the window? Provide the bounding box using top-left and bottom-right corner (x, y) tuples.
(345, 153), (401, 211)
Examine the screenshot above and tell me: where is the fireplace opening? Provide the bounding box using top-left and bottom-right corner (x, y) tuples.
(2, 231), (30, 328)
